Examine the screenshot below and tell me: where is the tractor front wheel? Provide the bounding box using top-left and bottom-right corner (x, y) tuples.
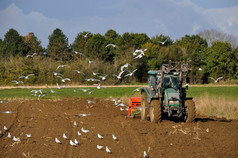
(149, 99), (162, 123)
(141, 92), (149, 120)
(184, 100), (196, 123)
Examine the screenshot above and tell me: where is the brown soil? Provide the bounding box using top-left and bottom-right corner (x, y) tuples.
(0, 98), (238, 158)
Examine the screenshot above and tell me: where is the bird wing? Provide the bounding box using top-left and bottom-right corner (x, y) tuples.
(57, 76), (63, 79)
(216, 77), (223, 81)
(209, 77), (215, 80)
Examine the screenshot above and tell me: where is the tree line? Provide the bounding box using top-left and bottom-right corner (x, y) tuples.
(0, 28), (237, 85)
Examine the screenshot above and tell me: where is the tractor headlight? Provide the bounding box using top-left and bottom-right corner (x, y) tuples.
(169, 100), (179, 105)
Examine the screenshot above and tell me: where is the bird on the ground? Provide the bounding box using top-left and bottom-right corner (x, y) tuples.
(63, 133), (68, 140)
(70, 140), (77, 146)
(74, 121), (77, 126)
(124, 69), (137, 77)
(56, 65), (70, 71)
(81, 127), (89, 133)
(97, 145), (103, 150)
(119, 107), (124, 111)
(11, 80), (23, 85)
(13, 136), (20, 142)
(0, 111), (15, 114)
(75, 113), (91, 117)
(106, 146), (112, 153)
(73, 70), (85, 75)
(57, 76), (71, 82)
(0, 100), (8, 103)
(143, 151), (149, 158)
(26, 134), (32, 138)
(74, 139), (79, 145)
(210, 77), (223, 83)
(79, 88), (91, 92)
(106, 44), (119, 49)
(26, 53), (37, 58)
(158, 38), (168, 45)
(19, 74), (35, 79)
(77, 131), (82, 136)
(4, 126), (8, 131)
(87, 100), (95, 104)
(7, 132), (11, 138)
(112, 134), (118, 141)
(55, 137), (61, 144)
(97, 133), (104, 139)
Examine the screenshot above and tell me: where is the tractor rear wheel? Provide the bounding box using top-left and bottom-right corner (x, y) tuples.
(149, 99), (162, 123)
(141, 92), (149, 120)
(184, 100), (196, 123)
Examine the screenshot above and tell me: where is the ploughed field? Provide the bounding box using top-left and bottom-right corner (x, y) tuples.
(0, 98), (238, 158)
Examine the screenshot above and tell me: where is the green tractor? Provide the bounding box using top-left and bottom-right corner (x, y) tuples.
(141, 61), (196, 123)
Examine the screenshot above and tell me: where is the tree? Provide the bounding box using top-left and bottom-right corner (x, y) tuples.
(0, 28), (28, 58)
(47, 28), (70, 61)
(24, 32), (43, 56)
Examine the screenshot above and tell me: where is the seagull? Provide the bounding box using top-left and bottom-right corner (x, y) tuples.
(143, 151), (149, 158)
(98, 75), (108, 81)
(11, 80), (23, 85)
(112, 71), (125, 80)
(75, 114), (91, 117)
(55, 137), (61, 144)
(0, 100), (8, 103)
(56, 83), (62, 89)
(74, 139), (79, 145)
(112, 134), (118, 141)
(198, 68), (202, 71)
(0, 111), (15, 114)
(63, 133), (68, 140)
(26, 134), (32, 138)
(79, 88), (91, 92)
(48, 87), (54, 93)
(52, 72), (63, 76)
(56, 65), (70, 71)
(133, 53), (144, 59)
(119, 107), (124, 111)
(4, 126), (8, 131)
(93, 84), (106, 89)
(132, 49), (147, 56)
(13, 136), (20, 142)
(31, 89), (43, 94)
(26, 53), (37, 58)
(97, 145), (103, 150)
(77, 131), (82, 136)
(8, 132), (11, 138)
(81, 127), (89, 133)
(70, 140), (77, 146)
(158, 38), (168, 45)
(210, 77), (223, 83)
(92, 72), (100, 76)
(57, 76), (71, 82)
(84, 32), (89, 38)
(124, 69), (137, 77)
(87, 100), (95, 104)
(120, 63), (129, 72)
(19, 74), (35, 79)
(73, 70), (85, 75)
(87, 58), (96, 64)
(106, 146), (112, 153)
(106, 44), (119, 49)
(133, 87), (141, 92)
(74, 121), (77, 126)
(87, 90), (95, 95)
(74, 51), (83, 55)
(97, 133), (104, 139)
(116, 103), (128, 108)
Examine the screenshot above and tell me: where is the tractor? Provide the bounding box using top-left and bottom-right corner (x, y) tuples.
(140, 61), (196, 123)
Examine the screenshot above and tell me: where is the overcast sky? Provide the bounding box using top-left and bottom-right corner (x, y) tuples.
(0, 0), (238, 47)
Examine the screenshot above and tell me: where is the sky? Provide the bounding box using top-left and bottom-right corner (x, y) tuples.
(0, 0), (238, 47)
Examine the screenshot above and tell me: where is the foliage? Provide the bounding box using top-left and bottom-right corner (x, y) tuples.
(24, 32), (44, 55)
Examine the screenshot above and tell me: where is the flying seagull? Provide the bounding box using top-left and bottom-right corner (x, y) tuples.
(158, 38), (168, 45)
(11, 80), (23, 85)
(26, 53), (37, 58)
(106, 44), (119, 49)
(57, 76), (71, 82)
(112, 71), (125, 80)
(19, 74), (35, 79)
(124, 69), (137, 77)
(56, 65), (70, 71)
(84, 32), (89, 38)
(210, 77), (223, 83)
(121, 63), (129, 72)
(87, 58), (96, 64)
(74, 51), (83, 55)
(73, 70), (85, 75)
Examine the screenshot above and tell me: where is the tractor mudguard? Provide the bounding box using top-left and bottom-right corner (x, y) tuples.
(141, 87), (154, 104)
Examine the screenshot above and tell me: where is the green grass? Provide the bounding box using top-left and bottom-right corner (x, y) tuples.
(0, 86), (237, 100)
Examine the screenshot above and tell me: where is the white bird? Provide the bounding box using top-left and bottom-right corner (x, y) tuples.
(106, 44), (119, 49)
(106, 146), (112, 153)
(7, 132), (11, 138)
(133, 53), (144, 59)
(26, 134), (32, 138)
(76, 114), (91, 117)
(87, 90), (95, 95)
(73, 70), (85, 75)
(77, 131), (82, 136)
(132, 49), (147, 56)
(81, 128), (89, 133)
(97, 145), (103, 150)
(98, 75), (108, 81)
(116, 103), (128, 108)
(13, 136), (20, 142)
(79, 88), (91, 92)
(74, 139), (79, 145)
(158, 38), (168, 45)
(49, 88), (54, 93)
(133, 87), (141, 92)
(143, 151), (149, 158)
(84, 32), (89, 38)
(4, 125), (8, 131)
(198, 68), (202, 71)
(74, 121), (77, 126)
(52, 72), (63, 76)
(57, 76), (71, 82)
(112, 71), (125, 80)
(112, 134), (118, 141)
(0, 111), (15, 114)
(19, 74), (35, 79)
(124, 69), (137, 77)
(120, 107), (124, 111)
(93, 84), (106, 89)
(210, 77), (223, 83)
(0, 100), (8, 103)
(87, 100), (95, 104)
(56, 83), (62, 89)
(56, 65), (70, 71)
(74, 51), (83, 55)
(87, 58), (96, 64)
(97, 133), (104, 139)
(70, 140), (77, 146)
(92, 72), (100, 76)
(120, 63), (129, 72)
(26, 53), (37, 58)
(11, 80), (23, 85)
(63, 133), (68, 140)
(55, 137), (61, 144)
